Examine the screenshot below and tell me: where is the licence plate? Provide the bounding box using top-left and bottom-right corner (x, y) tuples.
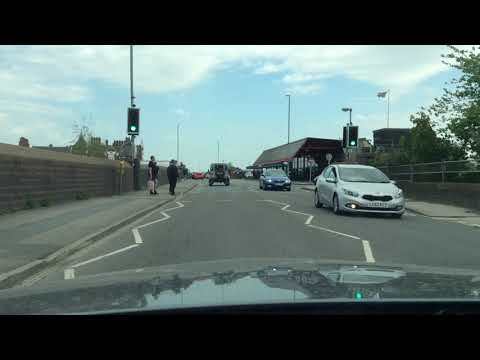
(367, 202), (389, 208)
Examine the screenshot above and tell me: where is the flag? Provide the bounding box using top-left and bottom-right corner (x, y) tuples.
(377, 91), (388, 98)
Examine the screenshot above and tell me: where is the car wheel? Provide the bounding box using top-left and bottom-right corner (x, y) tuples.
(209, 181), (213, 186)
(287, 188), (291, 192)
(392, 213), (403, 219)
(332, 194), (342, 215)
(314, 190), (323, 208)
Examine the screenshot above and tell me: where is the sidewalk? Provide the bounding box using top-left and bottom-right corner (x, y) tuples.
(0, 179), (197, 288)
(300, 186), (480, 225)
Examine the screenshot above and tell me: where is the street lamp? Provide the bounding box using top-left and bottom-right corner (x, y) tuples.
(177, 123), (180, 163)
(286, 94), (291, 144)
(342, 107), (352, 125)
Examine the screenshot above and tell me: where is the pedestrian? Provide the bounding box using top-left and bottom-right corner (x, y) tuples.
(167, 159), (179, 195)
(148, 155), (159, 195)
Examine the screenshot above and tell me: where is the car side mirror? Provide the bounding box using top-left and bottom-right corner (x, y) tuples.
(390, 180), (396, 185)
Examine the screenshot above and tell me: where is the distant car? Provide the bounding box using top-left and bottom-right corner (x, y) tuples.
(259, 169), (291, 191)
(192, 172), (205, 180)
(209, 163), (230, 186)
(313, 164), (405, 218)
(244, 171), (254, 179)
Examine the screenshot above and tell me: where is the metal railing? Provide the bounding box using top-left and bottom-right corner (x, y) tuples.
(377, 159), (480, 183)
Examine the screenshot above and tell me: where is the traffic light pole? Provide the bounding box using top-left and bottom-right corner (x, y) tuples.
(130, 45), (136, 162)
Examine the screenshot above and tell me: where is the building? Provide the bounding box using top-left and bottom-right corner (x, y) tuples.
(373, 128), (411, 150)
(356, 137), (374, 164)
(252, 137), (345, 181)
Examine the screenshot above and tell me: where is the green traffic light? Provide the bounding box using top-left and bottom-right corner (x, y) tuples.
(355, 291), (363, 299)
(130, 125), (137, 132)
(350, 140), (356, 146)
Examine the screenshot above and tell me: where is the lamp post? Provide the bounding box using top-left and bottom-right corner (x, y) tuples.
(342, 107), (352, 125)
(286, 94), (291, 144)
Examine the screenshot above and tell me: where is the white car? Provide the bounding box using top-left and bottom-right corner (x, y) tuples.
(313, 164), (405, 218)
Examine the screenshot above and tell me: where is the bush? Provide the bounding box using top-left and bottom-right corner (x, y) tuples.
(24, 194), (36, 209)
(39, 198), (52, 207)
(75, 192), (90, 200)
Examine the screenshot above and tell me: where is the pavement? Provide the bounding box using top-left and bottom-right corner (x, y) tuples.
(14, 179), (480, 289)
(0, 179), (197, 287)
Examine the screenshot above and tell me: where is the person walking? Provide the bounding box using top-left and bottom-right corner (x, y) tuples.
(167, 159), (179, 195)
(148, 155), (159, 195)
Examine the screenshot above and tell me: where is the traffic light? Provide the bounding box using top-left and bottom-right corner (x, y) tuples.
(342, 126), (348, 148)
(127, 107), (140, 135)
(348, 125), (358, 148)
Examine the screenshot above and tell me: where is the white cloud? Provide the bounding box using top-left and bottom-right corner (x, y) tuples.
(286, 83), (323, 95)
(0, 45), (463, 99)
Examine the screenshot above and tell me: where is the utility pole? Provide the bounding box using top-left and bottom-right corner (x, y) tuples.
(286, 94), (291, 144)
(130, 45), (136, 162)
(217, 140), (220, 162)
(177, 123), (180, 163)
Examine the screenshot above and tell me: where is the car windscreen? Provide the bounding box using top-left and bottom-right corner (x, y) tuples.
(265, 169), (286, 177)
(338, 167), (390, 183)
(214, 165), (226, 171)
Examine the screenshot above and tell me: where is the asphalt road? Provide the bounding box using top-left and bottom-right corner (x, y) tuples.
(29, 179), (480, 286)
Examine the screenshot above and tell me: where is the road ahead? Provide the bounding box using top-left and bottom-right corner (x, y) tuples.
(30, 179), (480, 285)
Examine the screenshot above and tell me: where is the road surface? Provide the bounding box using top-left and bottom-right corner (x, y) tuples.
(28, 179), (480, 285)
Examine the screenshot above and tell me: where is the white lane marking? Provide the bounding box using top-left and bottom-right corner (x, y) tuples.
(136, 201), (184, 229)
(458, 221), (468, 225)
(181, 200), (193, 203)
(305, 215), (314, 225)
(216, 200), (233, 202)
(404, 212), (416, 217)
(64, 268), (75, 280)
(307, 224), (361, 240)
(71, 244), (139, 269)
(282, 204), (312, 217)
(132, 228), (143, 244)
(362, 240), (375, 263)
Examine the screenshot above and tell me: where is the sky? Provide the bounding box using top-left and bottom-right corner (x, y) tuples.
(0, 45), (468, 171)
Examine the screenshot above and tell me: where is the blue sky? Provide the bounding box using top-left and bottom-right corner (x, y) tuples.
(0, 45), (467, 171)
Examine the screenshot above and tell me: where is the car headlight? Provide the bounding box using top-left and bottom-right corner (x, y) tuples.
(285, 179), (291, 183)
(266, 179), (273, 183)
(342, 188), (359, 197)
(394, 190), (403, 199)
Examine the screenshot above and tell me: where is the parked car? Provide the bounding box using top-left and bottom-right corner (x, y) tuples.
(192, 172), (205, 180)
(313, 164), (405, 218)
(259, 169), (291, 191)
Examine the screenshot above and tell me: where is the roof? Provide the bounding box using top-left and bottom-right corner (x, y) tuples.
(373, 128), (411, 133)
(253, 137), (343, 166)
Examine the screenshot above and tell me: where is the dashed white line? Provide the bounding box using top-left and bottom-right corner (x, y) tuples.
(307, 224), (361, 239)
(132, 228), (143, 244)
(305, 215), (314, 225)
(64, 268), (75, 280)
(216, 200), (233, 202)
(71, 244), (139, 269)
(362, 240), (375, 263)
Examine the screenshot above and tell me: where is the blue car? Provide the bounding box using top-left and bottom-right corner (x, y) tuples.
(259, 169), (292, 191)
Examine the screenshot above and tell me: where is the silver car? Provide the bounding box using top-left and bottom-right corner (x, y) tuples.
(313, 164), (405, 218)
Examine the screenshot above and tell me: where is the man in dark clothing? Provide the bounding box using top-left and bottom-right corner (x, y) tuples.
(148, 156), (159, 195)
(167, 159), (179, 195)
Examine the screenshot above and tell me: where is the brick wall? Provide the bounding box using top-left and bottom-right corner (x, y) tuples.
(0, 143), (133, 213)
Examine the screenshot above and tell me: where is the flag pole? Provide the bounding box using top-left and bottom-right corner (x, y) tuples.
(387, 89), (390, 128)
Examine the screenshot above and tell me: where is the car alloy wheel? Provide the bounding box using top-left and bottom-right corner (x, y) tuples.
(314, 190), (323, 208)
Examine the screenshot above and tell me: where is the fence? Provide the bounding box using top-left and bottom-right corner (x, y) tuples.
(378, 159), (480, 183)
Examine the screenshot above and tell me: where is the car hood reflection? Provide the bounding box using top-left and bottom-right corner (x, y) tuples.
(1, 259), (480, 314)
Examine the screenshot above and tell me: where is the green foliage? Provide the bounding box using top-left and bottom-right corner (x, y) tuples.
(75, 192), (90, 200)
(39, 198), (51, 207)
(24, 194), (36, 209)
(88, 140), (107, 158)
(71, 133), (88, 156)
(428, 45), (480, 157)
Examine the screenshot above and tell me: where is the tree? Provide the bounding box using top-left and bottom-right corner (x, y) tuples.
(428, 45), (480, 157)
(71, 133), (88, 156)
